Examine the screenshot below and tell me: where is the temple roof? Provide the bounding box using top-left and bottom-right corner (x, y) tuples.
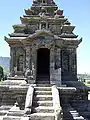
(20, 16), (67, 24)
(32, 0), (57, 6)
(5, 0), (82, 47)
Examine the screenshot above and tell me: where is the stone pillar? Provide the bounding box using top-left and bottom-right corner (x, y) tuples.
(69, 48), (77, 81)
(72, 49), (77, 75)
(25, 44), (36, 84)
(25, 46), (33, 83)
(23, 51), (26, 73)
(25, 46), (31, 70)
(50, 48), (55, 84)
(10, 47), (16, 76)
(31, 46), (37, 83)
(55, 48), (61, 69)
(51, 48), (61, 86)
(55, 48), (61, 85)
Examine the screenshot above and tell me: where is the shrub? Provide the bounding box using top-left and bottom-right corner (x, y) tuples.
(0, 66), (4, 81)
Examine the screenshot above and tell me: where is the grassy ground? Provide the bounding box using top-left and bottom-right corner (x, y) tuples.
(0, 79), (4, 84)
(84, 82), (90, 87)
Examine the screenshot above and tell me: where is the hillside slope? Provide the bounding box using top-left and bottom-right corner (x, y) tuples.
(0, 57), (10, 74)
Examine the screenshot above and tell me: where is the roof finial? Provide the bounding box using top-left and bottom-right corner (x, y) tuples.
(33, 0), (56, 5)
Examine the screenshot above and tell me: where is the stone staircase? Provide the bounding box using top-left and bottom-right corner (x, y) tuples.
(70, 100), (90, 120)
(0, 82), (63, 120)
(1, 83), (89, 120)
(62, 104), (86, 120)
(30, 85), (55, 120)
(1, 85), (55, 120)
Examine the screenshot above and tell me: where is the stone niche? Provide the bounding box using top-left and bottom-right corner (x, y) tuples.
(10, 47), (26, 77)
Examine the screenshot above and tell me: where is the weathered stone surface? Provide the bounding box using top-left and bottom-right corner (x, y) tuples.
(52, 85), (62, 120)
(24, 86), (34, 114)
(2, 0), (90, 120)
(5, 0), (81, 84)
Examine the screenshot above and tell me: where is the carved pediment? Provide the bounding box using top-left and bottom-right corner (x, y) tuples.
(26, 29), (54, 40)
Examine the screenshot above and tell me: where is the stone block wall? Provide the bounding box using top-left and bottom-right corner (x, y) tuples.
(59, 87), (88, 103)
(0, 85), (28, 110)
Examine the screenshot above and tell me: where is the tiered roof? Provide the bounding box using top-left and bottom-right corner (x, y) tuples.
(5, 0), (82, 47)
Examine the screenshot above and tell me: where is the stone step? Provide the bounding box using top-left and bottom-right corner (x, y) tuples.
(3, 116), (30, 120)
(6, 110), (24, 117)
(0, 105), (13, 116)
(3, 116), (22, 120)
(32, 106), (54, 113)
(0, 110), (8, 116)
(63, 107), (86, 120)
(36, 81), (50, 84)
(73, 116), (85, 120)
(33, 101), (53, 107)
(71, 105), (88, 112)
(79, 111), (90, 117)
(34, 91), (52, 95)
(36, 84), (51, 87)
(71, 100), (88, 103)
(1, 103), (15, 106)
(34, 87), (51, 91)
(37, 79), (50, 81)
(1, 100), (15, 105)
(0, 105), (13, 110)
(30, 113), (55, 120)
(37, 76), (50, 80)
(37, 75), (50, 78)
(33, 95), (52, 101)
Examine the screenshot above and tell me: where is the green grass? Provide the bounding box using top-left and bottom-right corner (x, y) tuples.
(0, 79), (4, 84)
(84, 82), (90, 86)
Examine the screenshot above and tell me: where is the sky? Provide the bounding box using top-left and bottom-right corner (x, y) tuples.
(0, 0), (90, 74)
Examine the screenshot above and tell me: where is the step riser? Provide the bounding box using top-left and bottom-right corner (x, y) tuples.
(36, 81), (50, 84)
(31, 86), (54, 117)
(3, 117), (21, 120)
(6, 112), (24, 117)
(34, 97), (52, 101)
(35, 88), (51, 91)
(0, 112), (7, 116)
(0, 108), (11, 110)
(30, 116), (55, 120)
(33, 102), (53, 107)
(1, 101), (15, 105)
(36, 84), (51, 87)
(34, 92), (52, 95)
(32, 109), (54, 113)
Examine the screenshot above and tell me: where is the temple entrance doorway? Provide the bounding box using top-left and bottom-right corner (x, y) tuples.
(36, 48), (50, 84)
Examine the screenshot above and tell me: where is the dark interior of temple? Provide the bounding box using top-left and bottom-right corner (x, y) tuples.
(37, 48), (50, 76)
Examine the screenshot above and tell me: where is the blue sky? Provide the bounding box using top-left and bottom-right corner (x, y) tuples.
(0, 0), (90, 74)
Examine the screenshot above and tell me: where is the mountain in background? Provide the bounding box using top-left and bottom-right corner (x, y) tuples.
(0, 57), (10, 75)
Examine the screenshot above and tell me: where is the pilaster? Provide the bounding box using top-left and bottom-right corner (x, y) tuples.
(10, 47), (16, 76)
(31, 46), (37, 83)
(70, 48), (77, 77)
(25, 46), (31, 70)
(50, 47), (61, 86)
(50, 47), (55, 84)
(55, 48), (61, 69)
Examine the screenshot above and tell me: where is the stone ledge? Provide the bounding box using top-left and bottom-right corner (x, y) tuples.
(7, 77), (25, 80)
(0, 85), (28, 92)
(1, 80), (27, 86)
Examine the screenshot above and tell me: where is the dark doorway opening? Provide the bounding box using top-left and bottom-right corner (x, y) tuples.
(36, 48), (50, 83)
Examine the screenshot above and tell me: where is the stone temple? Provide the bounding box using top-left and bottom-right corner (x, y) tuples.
(0, 0), (90, 120)
(5, 0), (81, 85)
